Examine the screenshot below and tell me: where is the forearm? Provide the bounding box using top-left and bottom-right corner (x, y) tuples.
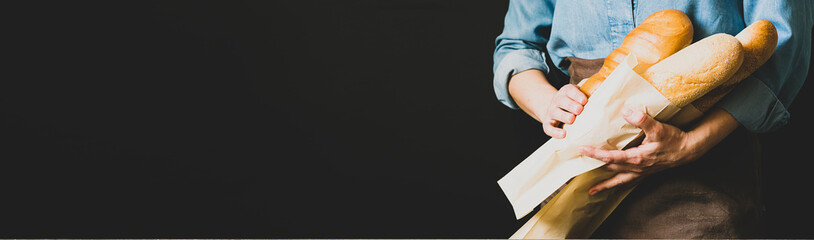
(508, 69), (559, 122)
(683, 107), (741, 162)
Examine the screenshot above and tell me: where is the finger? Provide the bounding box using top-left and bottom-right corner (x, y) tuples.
(561, 84), (589, 105)
(542, 119), (566, 139)
(601, 163), (643, 173)
(623, 109), (662, 138)
(579, 146), (645, 165)
(550, 107), (577, 125)
(589, 172), (639, 195)
(556, 96), (585, 116)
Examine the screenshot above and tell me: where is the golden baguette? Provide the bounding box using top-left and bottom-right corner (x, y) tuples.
(690, 20), (778, 112)
(642, 33), (745, 107)
(579, 9), (693, 97)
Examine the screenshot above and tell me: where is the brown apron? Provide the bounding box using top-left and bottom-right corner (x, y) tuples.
(559, 57), (764, 238)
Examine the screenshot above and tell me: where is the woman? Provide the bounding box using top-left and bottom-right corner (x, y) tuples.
(493, 1), (812, 238)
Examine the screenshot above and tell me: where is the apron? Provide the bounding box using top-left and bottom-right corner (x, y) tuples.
(559, 57), (765, 238)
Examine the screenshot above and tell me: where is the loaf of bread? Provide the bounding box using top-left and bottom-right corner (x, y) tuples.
(642, 33), (744, 107)
(690, 20), (778, 112)
(579, 9), (693, 97)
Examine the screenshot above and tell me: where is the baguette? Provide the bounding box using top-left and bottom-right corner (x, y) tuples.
(642, 33), (745, 107)
(690, 20), (778, 112)
(579, 9), (693, 97)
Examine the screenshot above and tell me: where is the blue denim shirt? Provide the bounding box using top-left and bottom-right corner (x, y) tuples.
(493, 0), (813, 133)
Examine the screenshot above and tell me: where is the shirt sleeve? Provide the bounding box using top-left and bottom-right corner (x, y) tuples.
(493, 0), (557, 109)
(717, 0), (814, 133)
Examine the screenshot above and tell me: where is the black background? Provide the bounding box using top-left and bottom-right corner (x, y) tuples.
(2, 0), (813, 238)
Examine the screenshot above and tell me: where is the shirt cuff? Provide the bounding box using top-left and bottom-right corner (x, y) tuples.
(716, 76), (790, 133)
(493, 49), (550, 109)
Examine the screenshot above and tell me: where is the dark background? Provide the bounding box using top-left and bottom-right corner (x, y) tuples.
(1, 0), (813, 238)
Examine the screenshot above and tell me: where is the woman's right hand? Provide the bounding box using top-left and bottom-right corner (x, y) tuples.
(508, 70), (588, 139)
(540, 84), (588, 138)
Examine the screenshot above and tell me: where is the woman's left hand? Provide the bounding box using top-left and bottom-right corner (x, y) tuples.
(578, 109), (704, 195)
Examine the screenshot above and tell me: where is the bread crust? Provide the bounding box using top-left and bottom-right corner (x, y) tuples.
(642, 33), (745, 107)
(690, 20), (778, 111)
(579, 9), (693, 97)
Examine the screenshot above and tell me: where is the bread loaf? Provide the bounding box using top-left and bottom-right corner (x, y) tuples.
(579, 9), (693, 97)
(690, 20), (778, 112)
(642, 33), (744, 107)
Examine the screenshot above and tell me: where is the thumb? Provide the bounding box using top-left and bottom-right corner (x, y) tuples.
(623, 109), (660, 137)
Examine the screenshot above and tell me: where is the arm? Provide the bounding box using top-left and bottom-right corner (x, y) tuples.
(507, 70), (556, 123)
(493, 0), (555, 110)
(493, 0), (556, 110)
(494, 0), (587, 138)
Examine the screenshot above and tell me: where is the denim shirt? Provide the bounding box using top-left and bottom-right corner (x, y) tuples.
(493, 0), (813, 133)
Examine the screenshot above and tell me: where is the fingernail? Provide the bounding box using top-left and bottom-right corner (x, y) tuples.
(556, 129), (565, 138)
(622, 108), (632, 116)
(589, 190), (597, 196)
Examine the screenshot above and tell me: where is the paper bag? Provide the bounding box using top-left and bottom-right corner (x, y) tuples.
(509, 99), (708, 239)
(498, 54), (681, 220)
(509, 167), (633, 239)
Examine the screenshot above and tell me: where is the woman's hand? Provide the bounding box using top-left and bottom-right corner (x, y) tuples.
(508, 70), (588, 139)
(541, 84), (588, 138)
(578, 108), (740, 195)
